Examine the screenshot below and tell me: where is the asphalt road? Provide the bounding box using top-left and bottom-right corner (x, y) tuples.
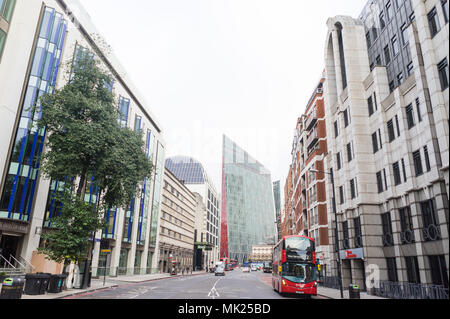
(67, 270), (328, 300)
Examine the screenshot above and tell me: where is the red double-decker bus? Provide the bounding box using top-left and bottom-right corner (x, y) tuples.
(272, 235), (318, 298)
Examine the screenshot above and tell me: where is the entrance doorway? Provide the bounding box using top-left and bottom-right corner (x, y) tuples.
(0, 235), (21, 268)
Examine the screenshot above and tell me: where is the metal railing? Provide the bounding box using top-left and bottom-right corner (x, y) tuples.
(92, 267), (162, 277)
(322, 276), (342, 290)
(370, 281), (449, 299)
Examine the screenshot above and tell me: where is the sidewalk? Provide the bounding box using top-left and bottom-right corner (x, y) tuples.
(20, 271), (206, 300)
(318, 286), (387, 299)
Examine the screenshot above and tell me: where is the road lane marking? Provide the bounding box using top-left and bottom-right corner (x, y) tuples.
(208, 278), (222, 299)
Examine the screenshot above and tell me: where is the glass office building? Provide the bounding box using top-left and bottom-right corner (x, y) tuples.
(220, 135), (277, 264)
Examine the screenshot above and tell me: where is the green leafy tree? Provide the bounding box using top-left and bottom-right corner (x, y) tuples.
(35, 53), (153, 264)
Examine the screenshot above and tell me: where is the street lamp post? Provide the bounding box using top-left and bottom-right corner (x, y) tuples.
(310, 168), (344, 298)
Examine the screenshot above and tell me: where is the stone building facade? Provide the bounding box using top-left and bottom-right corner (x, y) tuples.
(158, 169), (196, 273)
(322, 0), (448, 291)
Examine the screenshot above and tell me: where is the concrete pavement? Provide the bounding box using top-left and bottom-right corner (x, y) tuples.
(20, 271), (206, 300)
(17, 270), (387, 299)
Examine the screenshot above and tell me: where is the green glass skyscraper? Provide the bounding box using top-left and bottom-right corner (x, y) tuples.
(220, 135), (277, 264)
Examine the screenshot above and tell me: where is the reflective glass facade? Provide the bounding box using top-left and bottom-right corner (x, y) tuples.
(221, 135), (277, 264)
(0, 6), (67, 221)
(165, 156), (207, 184)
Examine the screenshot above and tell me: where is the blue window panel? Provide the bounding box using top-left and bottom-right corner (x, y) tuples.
(137, 181), (147, 242)
(1, 6), (67, 221)
(39, 8), (54, 39)
(30, 46), (46, 77)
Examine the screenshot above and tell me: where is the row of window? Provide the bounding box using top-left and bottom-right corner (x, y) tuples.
(337, 177), (359, 205)
(341, 216), (363, 249)
(381, 199), (441, 247)
(160, 226), (183, 241)
(386, 255), (448, 287)
(428, 1), (449, 38)
(376, 145), (431, 193)
(162, 211), (184, 228)
(162, 195), (192, 220)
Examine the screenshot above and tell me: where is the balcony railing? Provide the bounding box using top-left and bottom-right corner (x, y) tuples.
(370, 281), (449, 299)
(306, 129), (319, 148)
(400, 229), (415, 245)
(422, 224), (441, 242)
(382, 233), (394, 247)
(305, 109), (317, 131)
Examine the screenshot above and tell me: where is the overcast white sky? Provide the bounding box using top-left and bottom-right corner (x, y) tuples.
(77, 0), (365, 198)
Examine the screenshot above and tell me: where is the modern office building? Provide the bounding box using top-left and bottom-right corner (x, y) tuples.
(158, 168), (196, 274)
(220, 135), (277, 264)
(165, 156), (221, 269)
(273, 181), (282, 241)
(0, 0), (165, 278)
(322, 0), (448, 293)
(286, 76), (331, 275)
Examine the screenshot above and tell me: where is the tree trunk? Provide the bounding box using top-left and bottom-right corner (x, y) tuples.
(77, 166), (88, 199)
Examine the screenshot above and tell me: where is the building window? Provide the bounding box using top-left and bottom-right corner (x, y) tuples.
(405, 256), (421, 284)
(386, 258), (398, 282)
(401, 158), (407, 182)
(0, 29), (5, 61)
(401, 24), (409, 45)
(395, 115), (401, 137)
(389, 80), (395, 93)
(334, 120), (339, 138)
(372, 132), (379, 153)
(347, 142), (353, 162)
(407, 62), (414, 77)
(372, 27), (378, 40)
(118, 96), (130, 128)
(442, 0), (449, 24)
(134, 115), (142, 133)
(416, 98), (422, 122)
(392, 35), (399, 56)
(413, 150), (423, 176)
(376, 55), (382, 66)
(368, 96), (374, 116)
(350, 178), (356, 199)
(380, 12), (386, 29)
(406, 104), (415, 129)
(342, 221), (350, 249)
(387, 119), (396, 142)
(428, 7), (441, 37)
(428, 255), (449, 288)
(384, 45), (391, 65)
(437, 58), (449, 90)
(366, 31), (371, 47)
(339, 186), (345, 205)
(393, 161), (402, 185)
(399, 206), (415, 244)
(354, 217), (363, 248)
(343, 109), (349, 127)
(377, 171), (384, 193)
(378, 129), (383, 150)
(337, 152), (342, 170)
(386, 1), (393, 20)
(397, 72), (403, 85)
(382, 212), (394, 247)
(421, 199), (441, 241)
(0, 0), (15, 22)
(424, 146), (431, 172)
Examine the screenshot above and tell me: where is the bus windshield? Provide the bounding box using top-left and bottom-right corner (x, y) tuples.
(283, 263), (317, 284)
(285, 237), (314, 262)
(263, 262), (272, 268)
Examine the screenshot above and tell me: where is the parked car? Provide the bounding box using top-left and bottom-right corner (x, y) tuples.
(251, 265), (258, 272)
(242, 267), (250, 273)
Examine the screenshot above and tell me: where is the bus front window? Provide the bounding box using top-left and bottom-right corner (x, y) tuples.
(282, 263), (317, 284)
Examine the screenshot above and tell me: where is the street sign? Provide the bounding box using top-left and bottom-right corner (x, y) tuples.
(339, 248), (364, 260)
(101, 249), (111, 254)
